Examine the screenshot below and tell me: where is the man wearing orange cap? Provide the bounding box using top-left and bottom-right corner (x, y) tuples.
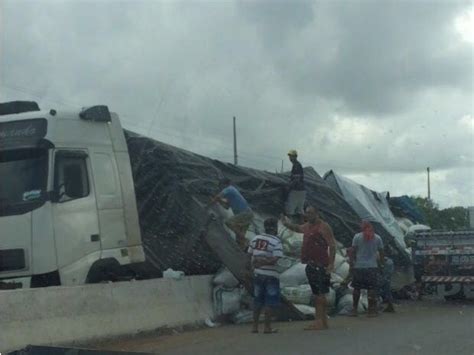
(286, 150), (306, 223)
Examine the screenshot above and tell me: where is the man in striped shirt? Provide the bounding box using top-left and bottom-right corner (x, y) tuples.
(247, 217), (283, 334)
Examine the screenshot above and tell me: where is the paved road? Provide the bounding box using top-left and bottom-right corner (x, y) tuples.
(90, 299), (474, 355)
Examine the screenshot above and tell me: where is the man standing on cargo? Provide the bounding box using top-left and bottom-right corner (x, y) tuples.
(248, 217), (283, 334)
(211, 178), (254, 249)
(351, 221), (385, 317)
(281, 206), (336, 330)
(286, 150), (306, 224)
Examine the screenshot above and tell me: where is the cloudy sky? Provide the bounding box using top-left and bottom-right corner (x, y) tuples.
(1, 0), (472, 208)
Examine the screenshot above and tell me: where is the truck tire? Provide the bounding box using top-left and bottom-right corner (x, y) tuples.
(86, 259), (122, 284)
(443, 284), (465, 301)
(444, 291), (465, 301)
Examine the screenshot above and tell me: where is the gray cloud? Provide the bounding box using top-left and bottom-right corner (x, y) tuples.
(241, 0), (472, 116)
(0, 0), (472, 207)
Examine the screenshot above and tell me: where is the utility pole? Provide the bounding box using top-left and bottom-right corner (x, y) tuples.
(233, 116), (238, 165)
(281, 160), (284, 173)
(427, 167), (431, 201)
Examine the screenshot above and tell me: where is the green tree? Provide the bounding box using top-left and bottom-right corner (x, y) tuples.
(411, 196), (469, 230)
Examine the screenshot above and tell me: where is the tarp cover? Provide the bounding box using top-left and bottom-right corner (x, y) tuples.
(125, 131), (362, 277)
(324, 170), (410, 263)
(389, 195), (425, 224)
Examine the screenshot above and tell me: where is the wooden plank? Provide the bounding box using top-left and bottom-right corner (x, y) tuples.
(201, 214), (306, 321)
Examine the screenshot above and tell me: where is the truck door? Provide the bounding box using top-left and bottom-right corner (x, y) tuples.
(89, 147), (127, 251)
(51, 150), (101, 284)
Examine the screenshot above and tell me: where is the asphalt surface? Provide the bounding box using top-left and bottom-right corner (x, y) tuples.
(90, 299), (474, 355)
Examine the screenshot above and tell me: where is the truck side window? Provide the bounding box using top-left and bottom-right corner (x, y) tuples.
(55, 154), (89, 202)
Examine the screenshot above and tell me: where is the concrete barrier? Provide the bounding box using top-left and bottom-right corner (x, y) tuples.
(0, 275), (214, 353)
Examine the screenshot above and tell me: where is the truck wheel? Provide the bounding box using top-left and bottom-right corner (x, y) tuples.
(444, 292), (465, 301)
(443, 284), (465, 301)
(86, 259), (122, 283)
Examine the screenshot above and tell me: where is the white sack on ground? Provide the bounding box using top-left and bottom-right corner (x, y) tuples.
(276, 257), (299, 274)
(283, 235), (303, 256)
(337, 294), (367, 315)
(334, 261), (350, 280)
(232, 310), (254, 324)
(326, 287), (337, 309)
(282, 285), (313, 305)
(162, 268), (185, 279)
(213, 268), (240, 288)
(294, 304), (315, 316)
(331, 273), (345, 285)
(280, 263), (308, 287)
(334, 254), (346, 269)
(213, 286), (242, 316)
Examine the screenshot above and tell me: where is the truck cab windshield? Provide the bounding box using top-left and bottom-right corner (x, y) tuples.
(0, 148), (48, 216)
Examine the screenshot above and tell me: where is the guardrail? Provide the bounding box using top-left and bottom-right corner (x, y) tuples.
(0, 275), (213, 353)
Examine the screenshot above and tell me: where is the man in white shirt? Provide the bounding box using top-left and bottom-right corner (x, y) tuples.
(247, 217), (283, 334)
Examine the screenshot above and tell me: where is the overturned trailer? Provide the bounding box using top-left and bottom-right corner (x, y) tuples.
(125, 132), (364, 278)
(125, 132), (414, 280)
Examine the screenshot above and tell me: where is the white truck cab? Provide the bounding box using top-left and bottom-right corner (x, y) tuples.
(0, 101), (145, 288)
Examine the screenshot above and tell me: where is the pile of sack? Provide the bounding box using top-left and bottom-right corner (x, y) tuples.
(211, 224), (370, 323)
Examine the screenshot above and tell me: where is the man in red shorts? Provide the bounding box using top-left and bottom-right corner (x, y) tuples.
(282, 206), (336, 330)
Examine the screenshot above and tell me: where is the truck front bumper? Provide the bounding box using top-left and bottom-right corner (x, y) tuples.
(422, 276), (474, 283)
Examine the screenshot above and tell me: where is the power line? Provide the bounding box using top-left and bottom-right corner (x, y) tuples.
(2, 82), (433, 177)
(1, 83), (81, 109)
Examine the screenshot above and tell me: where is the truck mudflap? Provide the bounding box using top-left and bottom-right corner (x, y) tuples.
(422, 276), (474, 283)
(8, 345), (149, 355)
(201, 214), (305, 321)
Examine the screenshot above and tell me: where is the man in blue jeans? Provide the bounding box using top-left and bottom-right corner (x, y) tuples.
(247, 217), (283, 334)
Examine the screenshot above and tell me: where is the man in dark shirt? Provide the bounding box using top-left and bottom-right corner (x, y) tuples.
(286, 150), (306, 224)
(282, 206), (336, 330)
